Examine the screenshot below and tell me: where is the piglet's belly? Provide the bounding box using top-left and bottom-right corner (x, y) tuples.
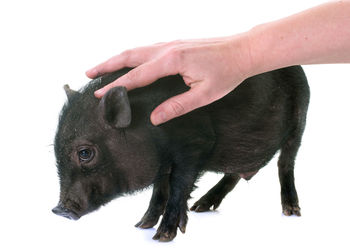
(205, 139), (280, 176)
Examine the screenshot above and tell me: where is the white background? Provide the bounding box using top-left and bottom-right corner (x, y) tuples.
(1, 0), (349, 249)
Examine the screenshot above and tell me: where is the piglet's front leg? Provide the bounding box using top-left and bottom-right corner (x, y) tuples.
(152, 114), (215, 242)
(152, 162), (198, 242)
(135, 174), (169, 229)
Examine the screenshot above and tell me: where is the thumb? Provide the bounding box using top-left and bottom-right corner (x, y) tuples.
(150, 86), (210, 126)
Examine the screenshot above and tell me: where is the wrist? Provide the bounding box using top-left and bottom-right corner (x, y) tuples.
(225, 31), (261, 81)
(244, 24), (277, 76)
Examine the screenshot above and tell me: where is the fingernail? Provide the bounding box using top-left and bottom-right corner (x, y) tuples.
(94, 88), (104, 97)
(152, 111), (167, 126)
(87, 68), (98, 77)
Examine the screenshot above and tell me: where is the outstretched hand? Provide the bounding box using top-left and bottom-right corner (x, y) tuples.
(86, 1), (350, 126)
(86, 35), (253, 125)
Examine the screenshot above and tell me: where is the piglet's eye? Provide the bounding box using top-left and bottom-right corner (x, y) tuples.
(78, 148), (94, 163)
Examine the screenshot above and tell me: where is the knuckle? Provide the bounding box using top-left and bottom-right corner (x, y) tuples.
(199, 85), (220, 105)
(167, 47), (181, 58)
(120, 49), (133, 63)
(121, 49), (132, 58)
(199, 85), (212, 98)
(168, 100), (185, 117)
(166, 39), (182, 47)
(125, 71), (136, 81)
(125, 68), (141, 83)
(164, 47), (186, 69)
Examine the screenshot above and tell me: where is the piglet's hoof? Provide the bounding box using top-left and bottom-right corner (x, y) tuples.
(153, 212), (187, 242)
(190, 195), (223, 212)
(135, 218), (158, 229)
(135, 210), (162, 229)
(153, 229), (177, 242)
(282, 204), (301, 216)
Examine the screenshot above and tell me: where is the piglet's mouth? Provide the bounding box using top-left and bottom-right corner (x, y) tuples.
(52, 204), (81, 220)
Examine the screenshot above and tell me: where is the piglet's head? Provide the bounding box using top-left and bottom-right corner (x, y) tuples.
(52, 84), (132, 220)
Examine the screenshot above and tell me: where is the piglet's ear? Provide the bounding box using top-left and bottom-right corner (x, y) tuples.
(99, 86), (131, 128)
(63, 84), (80, 101)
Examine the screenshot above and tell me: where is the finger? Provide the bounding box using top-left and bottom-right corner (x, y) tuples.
(94, 56), (179, 98)
(86, 50), (138, 78)
(86, 46), (162, 78)
(150, 85), (213, 126)
(86, 56), (123, 79)
(85, 51), (141, 79)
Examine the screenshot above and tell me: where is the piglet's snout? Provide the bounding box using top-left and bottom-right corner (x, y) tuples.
(52, 204), (80, 220)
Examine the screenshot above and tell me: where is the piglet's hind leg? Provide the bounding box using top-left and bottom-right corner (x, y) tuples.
(190, 173), (240, 212)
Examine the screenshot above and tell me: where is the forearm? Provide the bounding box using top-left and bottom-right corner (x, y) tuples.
(244, 0), (350, 76)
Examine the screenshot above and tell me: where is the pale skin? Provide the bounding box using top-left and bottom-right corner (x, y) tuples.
(86, 0), (350, 126)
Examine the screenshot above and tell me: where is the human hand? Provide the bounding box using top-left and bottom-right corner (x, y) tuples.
(86, 34), (253, 125)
